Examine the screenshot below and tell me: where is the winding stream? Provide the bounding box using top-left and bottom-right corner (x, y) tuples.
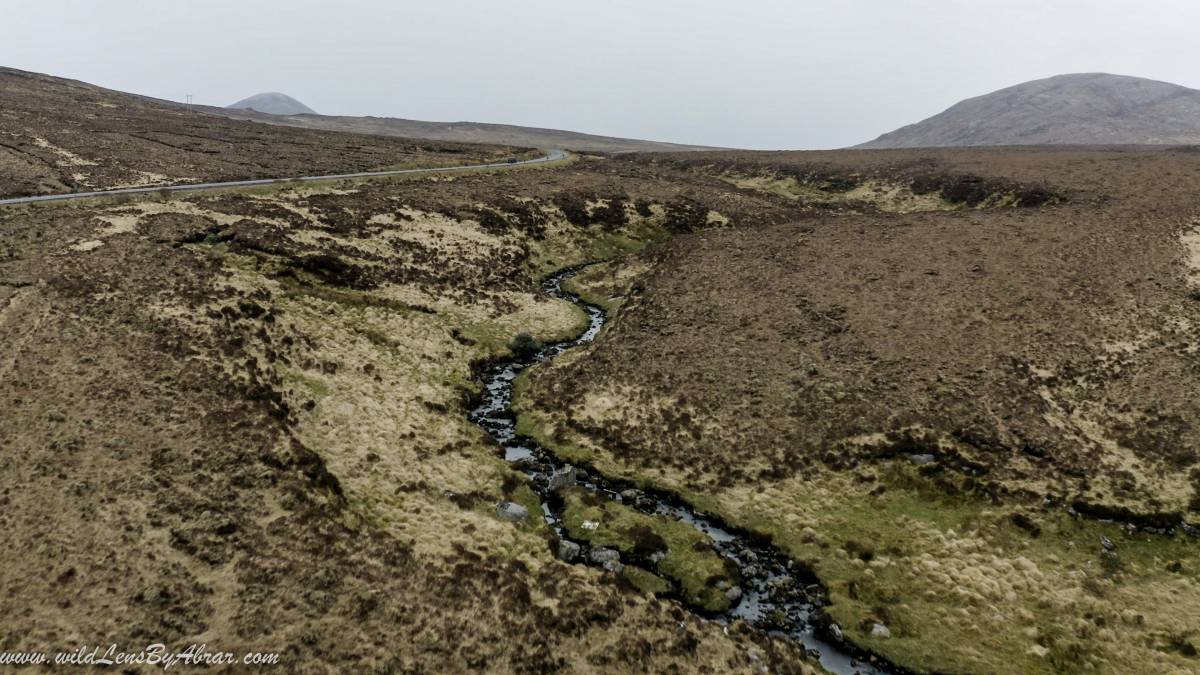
(469, 266), (894, 675)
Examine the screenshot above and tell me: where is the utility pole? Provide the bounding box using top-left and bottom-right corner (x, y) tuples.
(185, 94), (193, 105)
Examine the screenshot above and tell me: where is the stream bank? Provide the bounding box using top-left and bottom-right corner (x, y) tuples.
(469, 265), (897, 675)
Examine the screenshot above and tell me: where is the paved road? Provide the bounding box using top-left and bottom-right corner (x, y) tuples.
(0, 149), (568, 207)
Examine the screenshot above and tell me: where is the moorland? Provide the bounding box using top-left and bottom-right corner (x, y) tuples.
(2, 69), (1198, 674)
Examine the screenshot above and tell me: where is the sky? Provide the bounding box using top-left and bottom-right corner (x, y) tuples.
(5, 0), (1200, 150)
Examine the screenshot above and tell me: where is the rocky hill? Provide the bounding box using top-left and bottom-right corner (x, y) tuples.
(227, 91), (316, 115)
(859, 73), (1200, 147)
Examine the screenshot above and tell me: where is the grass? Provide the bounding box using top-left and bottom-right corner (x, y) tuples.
(561, 488), (736, 612)
(622, 565), (674, 595)
(277, 276), (433, 314)
(717, 455), (1187, 672)
(694, 463), (1200, 674)
(284, 370), (332, 400)
(515, 351), (1200, 673)
(722, 172), (960, 213)
(560, 259), (643, 313)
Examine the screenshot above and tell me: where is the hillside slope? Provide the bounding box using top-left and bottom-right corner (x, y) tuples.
(859, 73), (1200, 148)
(0, 67), (523, 199)
(201, 105), (721, 153)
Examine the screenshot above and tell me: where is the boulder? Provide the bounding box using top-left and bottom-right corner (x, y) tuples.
(557, 539), (581, 562)
(547, 465), (578, 492)
(495, 502), (529, 523)
(589, 547), (620, 565)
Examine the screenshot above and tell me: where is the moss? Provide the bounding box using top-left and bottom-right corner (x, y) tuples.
(622, 565), (673, 595)
(509, 481), (547, 534)
(586, 232), (645, 260)
(727, 465), (1200, 674)
(561, 488), (735, 612)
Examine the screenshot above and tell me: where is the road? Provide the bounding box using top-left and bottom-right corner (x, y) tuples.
(0, 149), (568, 207)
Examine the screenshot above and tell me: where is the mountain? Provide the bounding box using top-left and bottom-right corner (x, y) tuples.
(227, 92), (317, 115)
(858, 73), (1200, 148)
(200, 107), (720, 154)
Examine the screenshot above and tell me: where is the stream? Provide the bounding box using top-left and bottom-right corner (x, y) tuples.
(469, 266), (894, 675)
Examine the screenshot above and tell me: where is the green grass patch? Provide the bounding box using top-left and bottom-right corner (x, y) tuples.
(561, 488), (736, 612)
(622, 565), (673, 595)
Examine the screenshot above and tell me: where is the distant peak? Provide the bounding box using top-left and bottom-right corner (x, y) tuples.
(858, 72), (1200, 148)
(226, 92), (316, 116)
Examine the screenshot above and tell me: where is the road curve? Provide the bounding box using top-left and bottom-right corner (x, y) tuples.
(0, 149), (568, 207)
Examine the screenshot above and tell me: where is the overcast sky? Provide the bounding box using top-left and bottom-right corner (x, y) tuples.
(5, 0), (1200, 149)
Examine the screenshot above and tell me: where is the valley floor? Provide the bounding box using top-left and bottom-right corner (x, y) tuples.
(2, 142), (1198, 674)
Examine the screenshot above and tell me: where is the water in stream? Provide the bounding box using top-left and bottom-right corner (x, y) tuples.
(469, 266), (893, 675)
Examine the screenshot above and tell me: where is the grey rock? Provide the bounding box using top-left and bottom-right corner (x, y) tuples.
(870, 623), (891, 639)
(1100, 536), (1116, 551)
(602, 559), (624, 574)
(909, 453), (936, 465)
(725, 585), (743, 603)
(649, 550), (666, 564)
(829, 623), (844, 641)
(509, 457), (537, 471)
(547, 465), (578, 492)
(557, 540), (581, 562)
(589, 547), (620, 565)
(495, 501), (529, 523)
(619, 489), (639, 502)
